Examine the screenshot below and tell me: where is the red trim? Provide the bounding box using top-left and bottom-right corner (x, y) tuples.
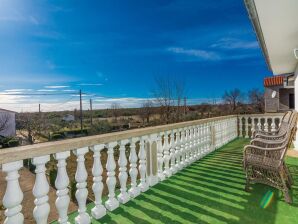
(264, 76), (284, 87)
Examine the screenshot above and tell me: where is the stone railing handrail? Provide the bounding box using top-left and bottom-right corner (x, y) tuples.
(0, 115), (238, 224)
(0, 115), (237, 165)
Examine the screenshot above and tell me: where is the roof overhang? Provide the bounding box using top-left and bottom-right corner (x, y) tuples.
(244, 0), (298, 75)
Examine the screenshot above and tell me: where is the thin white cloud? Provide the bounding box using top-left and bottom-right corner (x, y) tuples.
(167, 47), (221, 61)
(77, 83), (103, 86)
(37, 89), (56, 92)
(45, 85), (70, 89)
(4, 89), (33, 92)
(211, 38), (259, 50)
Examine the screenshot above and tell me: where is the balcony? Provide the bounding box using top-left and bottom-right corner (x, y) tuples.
(0, 114), (297, 224)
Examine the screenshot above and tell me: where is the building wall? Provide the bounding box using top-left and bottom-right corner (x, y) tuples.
(279, 88), (294, 111)
(264, 86), (280, 112)
(0, 112), (16, 137)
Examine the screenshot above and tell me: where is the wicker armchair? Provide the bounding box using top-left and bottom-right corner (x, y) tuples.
(243, 111), (297, 203)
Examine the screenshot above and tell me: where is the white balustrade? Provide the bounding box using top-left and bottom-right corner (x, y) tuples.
(2, 161), (24, 224)
(91, 144), (106, 219)
(105, 142), (119, 211)
(163, 131), (171, 177)
(1, 115), (243, 223)
(129, 138), (141, 198)
(138, 137), (149, 192)
(54, 151), (71, 224)
(117, 139), (130, 203)
(73, 147), (91, 224)
(32, 155), (50, 224)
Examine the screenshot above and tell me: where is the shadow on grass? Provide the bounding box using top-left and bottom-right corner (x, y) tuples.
(54, 139), (298, 224)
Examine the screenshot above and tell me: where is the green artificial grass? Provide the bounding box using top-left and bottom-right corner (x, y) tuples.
(54, 138), (298, 224)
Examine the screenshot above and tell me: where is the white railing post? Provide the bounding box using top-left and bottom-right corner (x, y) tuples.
(157, 133), (165, 181)
(32, 155), (50, 224)
(271, 118), (277, 132)
(91, 144), (107, 219)
(238, 117), (243, 137)
(170, 130), (177, 175)
(251, 117), (255, 137)
(54, 151), (71, 224)
(138, 136), (149, 192)
(184, 128), (190, 165)
(163, 131), (171, 177)
(117, 140), (130, 204)
(129, 138), (141, 198)
(257, 118), (262, 131)
(105, 142), (119, 211)
(245, 117), (249, 138)
(264, 117), (269, 132)
(176, 129), (183, 171)
(2, 161), (24, 224)
(73, 147), (91, 224)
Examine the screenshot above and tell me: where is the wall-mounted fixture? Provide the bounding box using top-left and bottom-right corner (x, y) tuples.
(294, 48), (298, 59)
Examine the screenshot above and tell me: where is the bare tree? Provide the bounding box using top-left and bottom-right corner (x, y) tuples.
(248, 88), (265, 113)
(140, 100), (154, 125)
(16, 113), (41, 144)
(0, 113), (10, 134)
(110, 102), (121, 121)
(222, 89), (243, 112)
(153, 76), (186, 123)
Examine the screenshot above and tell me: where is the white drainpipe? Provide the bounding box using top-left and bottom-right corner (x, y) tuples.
(294, 64), (298, 150)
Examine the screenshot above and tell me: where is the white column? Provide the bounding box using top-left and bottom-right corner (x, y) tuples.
(198, 124), (203, 158)
(184, 128), (190, 165)
(105, 142), (119, 211)
(73, 147), (91, 224)
(129, 138), (141, 198)
(163, 131), (171, 177)
(91, 144), (107, 219)
(117, 139), (130, 203)
(32, 155), (50, 224)
(157, 133), (165, 181)
(170, 130), (177, 174)
(2, 161), (24, 224)
(251, 117), (255, 137)
(54, 151), (71, 224)
(138, 136), (149, 192)
(181, 128), (187, 166)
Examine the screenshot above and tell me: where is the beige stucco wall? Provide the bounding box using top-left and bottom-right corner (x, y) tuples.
(0, 111), (16, 137)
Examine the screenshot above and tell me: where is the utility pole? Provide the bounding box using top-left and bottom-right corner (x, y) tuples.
(39, 104), (41, 114)
(184, 97), (187, 117)
(79, 90), (83, 132)
(90, 98), (93, 126)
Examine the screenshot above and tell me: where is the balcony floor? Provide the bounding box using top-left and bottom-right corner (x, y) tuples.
(58, 139), (298, 224)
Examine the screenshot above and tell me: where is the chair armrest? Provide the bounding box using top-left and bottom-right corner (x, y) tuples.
(250, 138), (285, 148)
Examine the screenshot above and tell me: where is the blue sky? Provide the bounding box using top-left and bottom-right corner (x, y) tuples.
(0, 0), (270, 112)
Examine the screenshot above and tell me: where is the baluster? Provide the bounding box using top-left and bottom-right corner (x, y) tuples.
(180, 129), (186, 166)
(54, 151), (71, 224)
(129, 138), (141, 197)
(163, 131), (171, 177)
(244, 117), (248, 138)
(138, 137), (149, 192)
(105, 142), (119, 211)
(184, 128), (190, 165)
(73, 147), (91, 224)
(264, 117), (269, 132)
(239, 117), (243, 137)
(257, 118), (262, 131)
(189, 127), (194, 162)
(198, 124), (203, 158)
(157, 133), (165, 181)
(272, 118), (277, 132)
(170, 130), (177, 174)
(176, 129), (183, 171)
(32, 155), (50, 224)
(2, 161), (24, 224)
(117, 140), (130, 203)
(91, 145), (107, 218)
(194, 126), (199, 160)
(251, 117), (255, 138)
